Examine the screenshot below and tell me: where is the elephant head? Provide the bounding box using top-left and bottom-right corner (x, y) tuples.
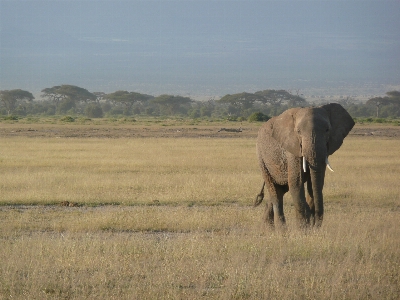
(271, 103), (354, 170)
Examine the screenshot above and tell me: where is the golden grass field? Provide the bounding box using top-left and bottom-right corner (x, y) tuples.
(0, 123), (399, 299)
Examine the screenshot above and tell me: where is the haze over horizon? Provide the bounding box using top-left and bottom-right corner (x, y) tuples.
(1, 0), (399, 99)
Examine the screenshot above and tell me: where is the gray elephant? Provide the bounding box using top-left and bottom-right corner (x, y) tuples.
(255, 103), (354, 228)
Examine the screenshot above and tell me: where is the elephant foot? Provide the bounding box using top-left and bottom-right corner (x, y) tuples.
(314, 215), (323, 227)
(265, 221), (275, 231)
(265, 220), (287, 233)
(275, 216), (286, 230)
(295, 214), (311, 229)
(308, 214), (315, 226)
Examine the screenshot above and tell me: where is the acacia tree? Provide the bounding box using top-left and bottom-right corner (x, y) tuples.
(254, 89), (307, 107)
(218, 90), (308, 117)
(218, 92), (262, 114)
(93, 92), (106, 103)
(105, 91), (153, 114)
(152, 95), (193, 115)
(366, 91), (400, 117)
(0, 89), (35, 115)
(41, 86), (66, 107)
(386, 91), (400, 99)
(41, 85), (96, 110)
(366, 96), (383, 117)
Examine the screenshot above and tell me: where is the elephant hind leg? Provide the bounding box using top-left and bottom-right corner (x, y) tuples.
(255, 182), (276, 228)
(258, 160), (287, 228)
(266, 183), (287, 228)
(264, 201), (274, 227)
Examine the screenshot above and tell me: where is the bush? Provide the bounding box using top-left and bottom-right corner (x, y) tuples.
(189, 109), (200, 119)
(85, 104), (104, 118)
(3, 115), (19, 120)
(58, 98), (75, 114)
(123, 108), (132, 116)
(101, 102), (112, 113)
(248, 112), (270, 122)
(60, 116), (75, 122)
(108, 107), (124, 116)
(14, 105), (27, 116)
(226, 115), (238, 121)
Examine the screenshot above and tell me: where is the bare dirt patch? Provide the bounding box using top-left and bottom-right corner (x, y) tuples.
(349, 124), (400, 138)
(0, 123), (399, 139)
(0, 123), (258, 139)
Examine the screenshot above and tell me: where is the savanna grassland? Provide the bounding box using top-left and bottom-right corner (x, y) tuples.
(0, 121), (399, 299)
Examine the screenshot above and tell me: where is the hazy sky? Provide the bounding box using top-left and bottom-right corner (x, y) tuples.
(1, 0), (399, 97)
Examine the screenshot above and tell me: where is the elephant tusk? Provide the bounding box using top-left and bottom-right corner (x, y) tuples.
(303, 157), (307, 173)
(326, 157), (334, 172)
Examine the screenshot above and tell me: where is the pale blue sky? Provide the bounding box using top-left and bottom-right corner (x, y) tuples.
(1, 0), (399, 97)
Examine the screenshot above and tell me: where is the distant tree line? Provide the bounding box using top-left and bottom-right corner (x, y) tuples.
(1, 85), (400, 120)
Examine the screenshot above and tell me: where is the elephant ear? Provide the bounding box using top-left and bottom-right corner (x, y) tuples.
(271, 108), (302, 157)
(321, 103), (355, 155)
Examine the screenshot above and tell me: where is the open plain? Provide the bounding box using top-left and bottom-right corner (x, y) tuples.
(0, 121), (399, 299)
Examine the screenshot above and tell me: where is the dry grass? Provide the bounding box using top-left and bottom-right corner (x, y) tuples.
(0, 134), (399, 299)
(325, 137), (400, 206)
(0, 137), (259, 206)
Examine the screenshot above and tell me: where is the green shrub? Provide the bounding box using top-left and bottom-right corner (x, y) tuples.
(374, 118), (384, 123)
(60, 116), (75, 122)
(248, 112), (270, 122)
(120, 117), (136, 123)
(226, 115), (238, 121)
(189, 109), (200, 119)
(3, 115), (19, 120)
(58, 98), (75, 114)
(85, 104), (104, 118)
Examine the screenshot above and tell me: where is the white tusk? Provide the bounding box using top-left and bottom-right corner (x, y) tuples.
(303, 157), (307, 173)
(326, 157), (334, 172)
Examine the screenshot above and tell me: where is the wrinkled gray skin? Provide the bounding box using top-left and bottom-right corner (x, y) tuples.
(255, 103), (354, 228)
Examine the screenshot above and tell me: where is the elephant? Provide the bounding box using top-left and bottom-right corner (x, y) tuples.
(255, 103), (354, 228)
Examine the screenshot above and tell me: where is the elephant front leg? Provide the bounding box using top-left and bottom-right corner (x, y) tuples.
(289, 185), (311, 227)
(288, 157), (311, 227)
(306, 177), (315, 226)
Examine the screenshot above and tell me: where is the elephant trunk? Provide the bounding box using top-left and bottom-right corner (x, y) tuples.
(302, 138), (328, 226)
(309, 166), (326, 226)
(302, 136), (328, 170)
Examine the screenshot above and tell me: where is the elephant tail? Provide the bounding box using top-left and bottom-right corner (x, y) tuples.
(254, 182), (265, 207)
(254, 194), (264, 206)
